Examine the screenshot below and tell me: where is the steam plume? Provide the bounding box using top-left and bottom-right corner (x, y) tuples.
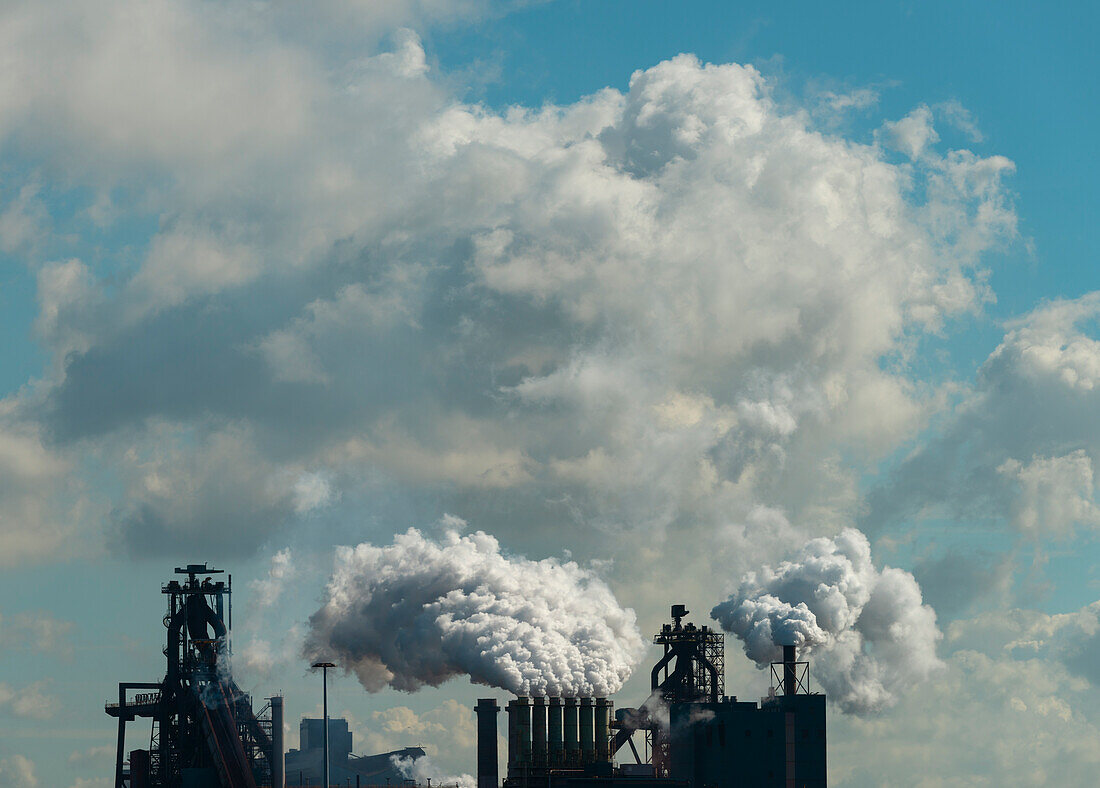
(305, 524), (646, 695)
(711, 528), (942, 714)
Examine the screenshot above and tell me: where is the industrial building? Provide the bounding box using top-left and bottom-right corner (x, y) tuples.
(285, 717), (426, 786)
(106, 565), (284, 788)
(477, 606), (826, 788)
(104, 567), (824, 787)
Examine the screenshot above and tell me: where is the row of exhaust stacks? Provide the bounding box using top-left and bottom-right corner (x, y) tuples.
(477, 695), (667, 786)
(477, 695), (623, 788)
(506, 696), (613, 771)
(476, 654), (809, 788)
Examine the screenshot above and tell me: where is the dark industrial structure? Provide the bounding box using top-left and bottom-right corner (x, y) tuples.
(104, 571), (825, 787)
(285, 717), (426, 786)
(479, 605), (826, 788)
(106, 565), (283, 788)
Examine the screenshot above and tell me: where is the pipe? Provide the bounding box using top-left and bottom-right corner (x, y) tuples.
(271, 696), (285, 788)
(594, 699), (612, 763)
(783, 644), (797, 696)
(563, 698), (579, 767)
(531, 697), (547, 768)
(547, 698), (563, 768)
(578, 698), (595, 764)
(475, 699), (499, 788)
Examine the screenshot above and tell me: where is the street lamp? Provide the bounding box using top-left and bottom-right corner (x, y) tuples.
(312, 662), (336, 788)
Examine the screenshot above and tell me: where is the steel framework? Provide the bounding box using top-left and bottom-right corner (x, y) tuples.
(106, 564), (277, 788)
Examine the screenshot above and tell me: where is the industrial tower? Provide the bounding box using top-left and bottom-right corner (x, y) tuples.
(106, 564), (284, 788)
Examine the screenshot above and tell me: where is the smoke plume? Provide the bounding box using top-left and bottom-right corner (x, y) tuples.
(711, 528), (942, 714)
(305, 524), (646, 695)
(392, 754), (474, 788)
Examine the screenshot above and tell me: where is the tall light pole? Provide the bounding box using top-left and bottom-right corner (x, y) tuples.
(312, 662), (336, 788)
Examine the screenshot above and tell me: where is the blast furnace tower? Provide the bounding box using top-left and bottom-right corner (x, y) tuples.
(105, 564), (284, 788)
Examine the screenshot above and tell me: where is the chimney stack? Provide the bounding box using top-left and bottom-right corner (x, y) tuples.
(594, 698), (612, 763)
(547, 698), (563, 767)
(783, 645), (798, 696)
(579, 698), (595, 764)
(563, 697), (579, 766)
(531, 696), (548, 768)
(475, 699), (499, 788)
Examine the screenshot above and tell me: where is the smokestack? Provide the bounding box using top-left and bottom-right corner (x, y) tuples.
(783, 645), (797, 696)
(475, 699), (500, 788)
(563, 697), (579, 767)
(506, 700), (520, 774)
(547, 698), (563, 767)
(517, 697), (533, 767)
(271, 696), (285, 788)
(579, 698), (595, 764)
(594, 699), (612, 763)
(532, 696), (548, 768)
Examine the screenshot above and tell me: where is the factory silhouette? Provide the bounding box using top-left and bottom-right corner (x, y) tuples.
(107, 567), (826, 787)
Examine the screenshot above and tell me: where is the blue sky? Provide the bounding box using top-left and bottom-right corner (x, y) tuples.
(1, 1), (1099, 786)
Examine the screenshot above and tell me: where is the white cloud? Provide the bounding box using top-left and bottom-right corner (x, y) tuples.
(66, 747), (113, 769)
(0, 0), (1017, 647)
(880, 105), (939, 159)
(936, 99), (984, 143)
(0, 611), (74, 656)
(832, 601), (1100, 784)
(0, 182), (48, 255)
(713, 529), (943, 714)
(0, 755), (37, 788)
(0, 407), (86, 565)
(0, 682), (57, 720)
(359, 700), (481, 780)
(868, 292), (1100, 554)
(998, 451), (1100, 538)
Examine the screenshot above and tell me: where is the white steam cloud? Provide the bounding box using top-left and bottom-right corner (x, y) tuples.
(711, 528), (943, 714)
(392, 754), (473, 788)
(305, 523), (646, 696)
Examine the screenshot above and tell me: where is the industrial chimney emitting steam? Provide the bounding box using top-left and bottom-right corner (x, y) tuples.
(485, 603), (828, 788)
(504, 694), (614, 780)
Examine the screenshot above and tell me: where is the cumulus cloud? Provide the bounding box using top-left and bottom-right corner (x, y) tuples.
(108, 422), (337, 556)
(0, 611), (74, 656)
(305, 523), (646, 695)
(0, 755), (37, 788)
(249, 548), (297, 608)
(67, 780), (111, 788)
(711, 528), (942, 714)
(358, 699), (477, 756)
(0, 682), (57, 720)
(880, 105), (939, 159)
(867, 293), (1100, 562)
(830, 602), (1100, 785)
(999, 451), (1100, 538)
(0, 16), (1012, 563)
(0, 407), (84, 565)
(66, 747), (114, 769)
